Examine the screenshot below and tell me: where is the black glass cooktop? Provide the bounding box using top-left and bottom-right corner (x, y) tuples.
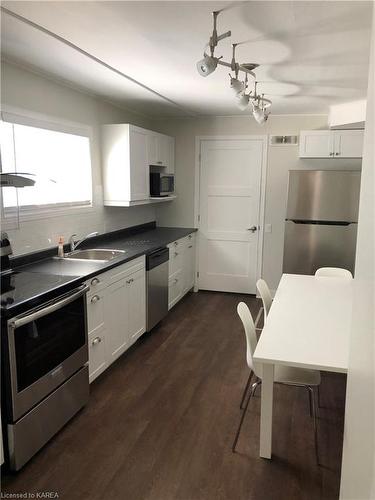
(0, 270), (79, 312)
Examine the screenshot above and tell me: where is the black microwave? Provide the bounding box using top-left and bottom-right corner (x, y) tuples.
(150, 173), (175, 197)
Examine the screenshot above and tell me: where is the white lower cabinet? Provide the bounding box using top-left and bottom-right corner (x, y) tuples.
(86, 256), (146, 382)
(88, 326), (107, 383)
(168, 270), (184, 309)
(168, 232), (196, 310)
(183, 235), (196, 294)
(86, 235), (195, 381)
(127, 268), (146, 344)
(104, 277), (130, 363)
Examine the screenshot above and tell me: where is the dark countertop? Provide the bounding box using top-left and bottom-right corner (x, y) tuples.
(18, 226), (197, 278)
(1, 226), (197, 316)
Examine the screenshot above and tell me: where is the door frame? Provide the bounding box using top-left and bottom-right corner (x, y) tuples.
(194, 135), (268, 293)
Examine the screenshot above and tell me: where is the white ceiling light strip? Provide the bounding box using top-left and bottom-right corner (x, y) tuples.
(1, 7), (197, 117)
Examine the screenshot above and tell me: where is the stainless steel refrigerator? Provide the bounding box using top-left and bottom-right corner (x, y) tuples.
(283, 170), (361, 275)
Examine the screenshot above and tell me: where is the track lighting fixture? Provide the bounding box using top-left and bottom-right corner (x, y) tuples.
(197, 10), (272, 123)
(235, 73), (250, 110)
(236, 92), (250, 110)
(230, 75), (244, 95)
(196, 55), (218, 77)
(252, 101), (266, 124)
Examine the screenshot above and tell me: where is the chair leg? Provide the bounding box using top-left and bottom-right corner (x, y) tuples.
(307, 386), (320, 466)
(239, 371), (253, 409)
(232, 381), (253, 453)
(251, 379), (261, 397)
(306, 385), (313, 417)
(317, 384), (322, 408)
(254, 306), (264, 333)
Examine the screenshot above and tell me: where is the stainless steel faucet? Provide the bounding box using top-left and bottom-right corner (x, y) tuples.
(69, 232), (99, 252)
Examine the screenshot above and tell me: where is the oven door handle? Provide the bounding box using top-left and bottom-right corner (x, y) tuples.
(9, 284), (90, 329)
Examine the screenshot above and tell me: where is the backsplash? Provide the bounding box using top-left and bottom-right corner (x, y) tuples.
(5, 205), (156, 257)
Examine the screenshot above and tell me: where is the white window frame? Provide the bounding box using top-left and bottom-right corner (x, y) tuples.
(0, 108), (96, 222)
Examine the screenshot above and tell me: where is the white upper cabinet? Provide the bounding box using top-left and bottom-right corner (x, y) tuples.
(333, 130), (364, 158)
(102, 124), (175, 206)
(147, 131), (175, 172)
(299, 131), (334, 158)
(299, 130), (364, 158)
(102, 124), (149, 205)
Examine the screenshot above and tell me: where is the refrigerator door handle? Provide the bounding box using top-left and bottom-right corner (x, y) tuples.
(287, 219), (352, 226)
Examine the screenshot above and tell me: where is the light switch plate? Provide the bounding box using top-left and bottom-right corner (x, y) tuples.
(265, 224), (272, 233)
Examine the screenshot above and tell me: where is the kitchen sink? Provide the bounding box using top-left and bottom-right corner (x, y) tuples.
(63, 249), (126, 262)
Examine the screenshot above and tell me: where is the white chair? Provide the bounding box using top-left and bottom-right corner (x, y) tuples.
(315, 267), (353, 279)
(239, 283), (271, 409)
(256, 278), (273, 323)
(233, 302), (321, 463)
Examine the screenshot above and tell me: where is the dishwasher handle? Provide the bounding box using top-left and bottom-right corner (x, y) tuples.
(146, 247), (169, 271)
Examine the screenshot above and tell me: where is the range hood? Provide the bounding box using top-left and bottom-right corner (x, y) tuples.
(0, 172), (36, 188)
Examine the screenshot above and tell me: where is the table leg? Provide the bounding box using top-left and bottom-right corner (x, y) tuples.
(259, 363), (274, 458)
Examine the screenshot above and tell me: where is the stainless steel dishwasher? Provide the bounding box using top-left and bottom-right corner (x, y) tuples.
(146, 247), (169, 331)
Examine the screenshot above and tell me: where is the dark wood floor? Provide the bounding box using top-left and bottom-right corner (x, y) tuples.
(2, 291), (346, 500)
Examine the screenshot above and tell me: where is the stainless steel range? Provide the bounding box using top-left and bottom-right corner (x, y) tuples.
(1, 235), (90, 471)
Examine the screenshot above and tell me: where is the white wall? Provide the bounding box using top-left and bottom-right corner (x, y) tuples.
(1, 61), (157, 256)
(340, 7), (375, 499)
(153, 115), (362, 291)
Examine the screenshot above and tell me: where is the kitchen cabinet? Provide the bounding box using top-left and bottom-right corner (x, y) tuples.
(168, 232), (196, 310)
(299, 130), (364, 158)
(102, 124), (150, 206)
(183, 233), (196, 295)
(104, 277), (130, 362)
(126, 268), (146, 344)
(88, 326), (107, 383)
(147, 131), (175, 172)
(102, 124), (175, 207)
(333, 130), (364, 158)
(86, 256), (146, 382)
(168, 270), (184, 309)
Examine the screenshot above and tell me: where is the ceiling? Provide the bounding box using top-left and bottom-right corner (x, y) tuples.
(1, 1), (373, 118)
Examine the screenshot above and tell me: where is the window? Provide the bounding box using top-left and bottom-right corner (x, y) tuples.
(0, 119), (92, 216)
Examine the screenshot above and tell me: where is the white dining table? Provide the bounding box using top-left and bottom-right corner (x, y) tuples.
(253, 273), (353, 459)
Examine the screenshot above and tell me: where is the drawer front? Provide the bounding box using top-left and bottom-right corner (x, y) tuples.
(108, 255), (145, 283)
(86, 275), (107, 294)
(85, 255), (145, 291)
(88, 326), (107, 383)
(86, 289), (105, 334)
(168, 270), (183, 310)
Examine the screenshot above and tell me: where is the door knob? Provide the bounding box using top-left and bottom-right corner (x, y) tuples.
(247, 226), (258, 233)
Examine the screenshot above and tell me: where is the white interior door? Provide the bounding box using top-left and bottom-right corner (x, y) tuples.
(198, 138), (264, 294)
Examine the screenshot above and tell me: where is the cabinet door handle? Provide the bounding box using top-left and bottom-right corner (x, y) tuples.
(335, 152), (340, 156)
(247, 226), (258, 233)
(329, 152), (334, 156)
(91, 278), (100, 286)
(188, 245), (193, 248)
(126, 278), (134, 284)
(174, 241), (178, 246)
(174, 252), (179, 257)
(188, 234), (192, 239)
(174, 278), (179, 283)
(91, 295), (100, 303)
(92, 336), (102, 346)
